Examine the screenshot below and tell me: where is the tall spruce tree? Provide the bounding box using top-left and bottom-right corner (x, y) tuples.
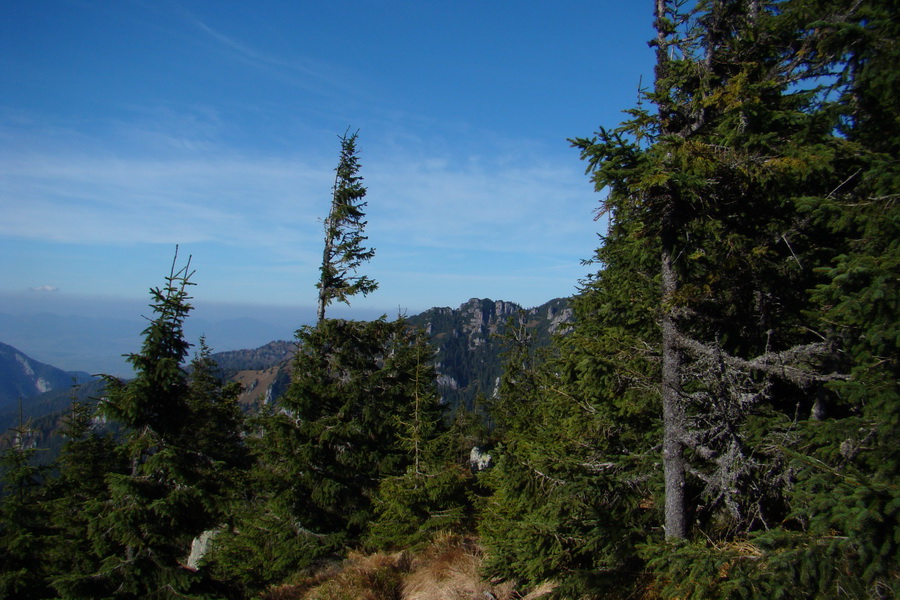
(637, 2), (899, 596)
(83, 250), (245, 599)
(483, 0), (897, 597)
(317, 129), (377, 323)
(711, 1), (900, 597)
(208, 133), (470, 589)
(572, 0), (853, 532)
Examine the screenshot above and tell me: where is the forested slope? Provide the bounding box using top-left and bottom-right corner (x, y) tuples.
(1, 2), (897, 598)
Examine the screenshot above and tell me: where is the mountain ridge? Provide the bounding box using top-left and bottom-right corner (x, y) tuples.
(0, 311), (302, 376)
(0, 297), (572, 435)
(407, 297), (572, 410)
(0, 341), (93, 414)
(214, 297), (573, 411)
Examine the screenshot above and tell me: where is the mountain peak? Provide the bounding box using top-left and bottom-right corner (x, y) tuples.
(407, 297), (572, 410)
(0, 341), (92, 413)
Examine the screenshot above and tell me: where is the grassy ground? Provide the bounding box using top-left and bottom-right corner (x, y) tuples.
(258, 534), (557, 600)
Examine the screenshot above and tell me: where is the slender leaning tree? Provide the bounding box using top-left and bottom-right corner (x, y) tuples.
(316, 129), (377, 323)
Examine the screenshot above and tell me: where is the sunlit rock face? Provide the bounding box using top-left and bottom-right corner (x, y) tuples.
(469, 446), (494, 472)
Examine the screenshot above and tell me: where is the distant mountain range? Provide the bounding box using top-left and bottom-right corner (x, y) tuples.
(219, 297), (574, 412)
(407, 297), (573, 411)
(0, 341), (98, 442)
(0, 311), (302, 376)
(0, 298), (573, 443)
(0, 341), (93, 414)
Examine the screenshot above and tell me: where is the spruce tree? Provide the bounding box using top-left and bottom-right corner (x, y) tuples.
(272, 318), (439, 544)
(480, 278), (658, 596)
(182, 337), (249, 521)
(208, 318), (451, 592)
(83, 250), (245, 599)
(0, 421), (54, 600)
(573, 0), (849, 524)
(46, 396), (127, 599)
(317, 129), (378, 322)
(365, 336), (472, 550)
(208, 133), (387, 592)
(715, 2), (900, 596)
(484, 1), (898, 597)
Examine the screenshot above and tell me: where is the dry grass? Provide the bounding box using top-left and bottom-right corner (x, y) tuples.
(401, 533), (509, 600)
(258, 534), (558, 600)
(261, 552), (408, 600)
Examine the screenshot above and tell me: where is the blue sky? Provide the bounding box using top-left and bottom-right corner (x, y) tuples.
(2, 1), (656, 329)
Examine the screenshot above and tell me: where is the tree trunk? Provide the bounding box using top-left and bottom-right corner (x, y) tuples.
(655, 0), (687, 540)
(661, 235), (687, 540)
(317, 202), (335, 324)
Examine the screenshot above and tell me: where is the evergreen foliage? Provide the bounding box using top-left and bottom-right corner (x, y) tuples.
(482, 0), (898, 597)
(317, 129), (378, 323)
(183, 337), (251, 507)
(68, 250), (248, 599)
(278, 318), (437, 539)
(480, 306), (657, 597)
(46, 395), (127, 599)
(207, 318), (468, 594)
(365, 340), (472, 550)
(0, 422), (54, 600)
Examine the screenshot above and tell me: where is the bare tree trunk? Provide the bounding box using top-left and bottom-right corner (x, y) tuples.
(655, 0), (688, 540)
(661, 234), (687, 540)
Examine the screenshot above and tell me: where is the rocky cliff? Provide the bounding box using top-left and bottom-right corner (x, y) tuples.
(225, 298), (573, 414)
(408, 297), (572, 412)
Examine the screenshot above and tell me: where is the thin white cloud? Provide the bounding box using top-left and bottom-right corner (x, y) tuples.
(0, 116), (601, 309)
(0, 152), (331, 249)
(179, 10), (363, 101)
(30, 285), (59, 292)
(1, 141), (597, 254)
(189, 17), (308, 74)
(366, 155), (597, 256)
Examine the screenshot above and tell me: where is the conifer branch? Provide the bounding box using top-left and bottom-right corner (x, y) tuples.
(674, 333), (846, 388)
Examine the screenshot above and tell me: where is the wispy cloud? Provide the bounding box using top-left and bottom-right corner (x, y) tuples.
(0, 106), (601, 309)
(30, 285), (59, 292)
(178, 10), (363, 102)
(1, 151), (330, 248)
(367, 155), (597, 255)
(1, 145), (597, 257)
(189, 16), (309, 75)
